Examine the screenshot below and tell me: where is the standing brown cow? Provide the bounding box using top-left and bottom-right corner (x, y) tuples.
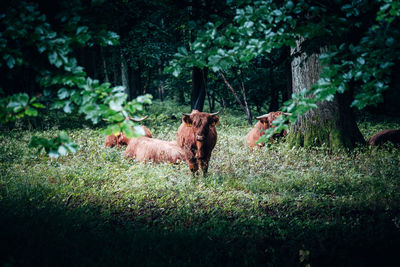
(177, 110), (219, 175)
(125, 137), (184, 163)
(368, 129), (400, 146)
(246, 111), (291, 150)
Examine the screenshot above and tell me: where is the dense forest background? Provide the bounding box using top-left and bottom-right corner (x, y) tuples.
(2, 0), (400, 153)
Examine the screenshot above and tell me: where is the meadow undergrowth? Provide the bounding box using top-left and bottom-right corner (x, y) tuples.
(1, 101), (400, 266)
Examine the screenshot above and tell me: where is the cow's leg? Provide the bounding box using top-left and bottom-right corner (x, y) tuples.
(199, 157), (210, 176)
(188, 158), (199, 174)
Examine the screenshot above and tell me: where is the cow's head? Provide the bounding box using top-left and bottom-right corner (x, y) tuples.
(182, 110), (219, 158)
(256, 112), (291, 129)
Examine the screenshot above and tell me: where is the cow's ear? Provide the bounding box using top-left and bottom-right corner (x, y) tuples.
(211, 115), (219, 127)
(183, 115), (192, 127)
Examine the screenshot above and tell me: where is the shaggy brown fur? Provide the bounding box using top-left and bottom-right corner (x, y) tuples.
(125, 137), (184, 163)
(105, 125), (152, 147)
(246, 111), (290, 150)
(368, 129), (400, 146)
(177, 110), (219, 175)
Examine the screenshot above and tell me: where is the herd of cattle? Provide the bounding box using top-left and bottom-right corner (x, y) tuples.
(105, 110), (400, 175)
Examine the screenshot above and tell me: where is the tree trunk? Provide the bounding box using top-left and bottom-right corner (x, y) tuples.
(283, 46), (292, 103)
(112, 49), (119, 86)
(177, 86), (185, 104)
(191, 67), (207, 111)
(143, 68), (152, 95)
(130, 63), (142, 98)
(268, 66), (279, 112)
(288, 38), (365, 149)
(207, 89), (214, 112)
(120, 48), (130, 99)
(100, 46), (109, 83)
(158, 61), (164, 102)
(91, 49), (98, 80)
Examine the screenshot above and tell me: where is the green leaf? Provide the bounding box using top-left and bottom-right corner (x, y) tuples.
(103, 123), (121, 136)
(63, 101), (73, 113)
(76, 26), (88, 35)
(356, 57), (365, 65)
(6, 55), (16, 69)
(58, 88), (69, 99)
(25, 107), (38, 116)
(120, 120), (135, 138)
(108, 113), (125, 122)
(58, 145), (68, 156)
(133, 125), (146, 137)
(48, 51), (58, 65)
(7, 102), (23, 112)
(32, 102), (45, 109)
(109, 100), (123, 111)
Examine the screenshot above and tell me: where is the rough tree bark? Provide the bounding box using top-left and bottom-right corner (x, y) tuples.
(191, 67), (207, 111)
(288, 38), (365, 149)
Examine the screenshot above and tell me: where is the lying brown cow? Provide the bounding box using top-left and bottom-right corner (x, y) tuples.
(105, 126), (152, 148)
(177, 110), (219, 175)
(125, 137), (184, 163)
(368, 129), (400, 146)
(246, 111), (291, 150)
(105, 114), (152, 148)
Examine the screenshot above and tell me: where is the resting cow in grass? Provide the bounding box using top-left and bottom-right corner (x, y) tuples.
(105, 116), (152, 148)
(105, 126), (152, 148)
(177, 110), (219, 175)
(246, 111), (291, 150)
(368, 129), (400, 146)
(125, 137), (184, 163)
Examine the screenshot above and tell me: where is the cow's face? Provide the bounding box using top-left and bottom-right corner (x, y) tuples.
(182, 110), (219, 158)
(257, 117), (271, 129)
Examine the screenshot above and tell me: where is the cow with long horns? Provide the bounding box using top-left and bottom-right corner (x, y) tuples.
(105, 116), (152, 148)
(177, 110), (219, 175)
(246, 111), (291, 150)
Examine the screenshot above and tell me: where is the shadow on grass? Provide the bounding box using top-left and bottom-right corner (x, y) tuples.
(1, 185), (400, 266)
(0, 191), (268, 266)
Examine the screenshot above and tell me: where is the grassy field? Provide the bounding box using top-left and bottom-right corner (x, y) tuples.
(1, 101), (400, 266)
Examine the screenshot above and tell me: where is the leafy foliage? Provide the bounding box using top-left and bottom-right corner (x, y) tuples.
(167, 0), (400, 143)
(0, 93), (45, 122)
(0, 0), (151, 157)
(29, 131), (78, 159)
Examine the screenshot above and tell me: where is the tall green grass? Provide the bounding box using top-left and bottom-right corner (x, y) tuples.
(1, 101), (400, 266)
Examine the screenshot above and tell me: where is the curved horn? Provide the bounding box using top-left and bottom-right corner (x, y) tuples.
(182, 113), (191, 116)
(256, 113), (270, 120)
(210, 111), (219, 116)
(129, 116), (148, 122)
(283, 112), (292, 116)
